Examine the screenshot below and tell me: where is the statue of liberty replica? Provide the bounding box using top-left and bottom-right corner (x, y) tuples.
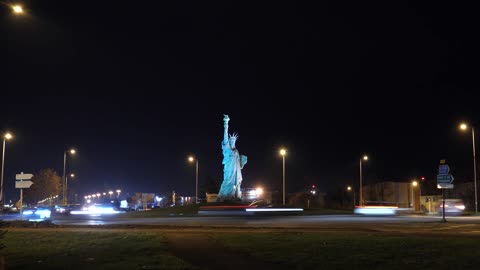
(217, 114), (248, 202)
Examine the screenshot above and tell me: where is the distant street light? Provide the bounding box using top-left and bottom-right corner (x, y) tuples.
(62, 149), (76, 205)
(188, 156), (199, 203)
(347, 186), (356, 209)
(459, 122), (477, 215)
(1, 132), (13, 206)
(359, 155), (368, 207)
(116, 189), (121, 199)
(255, 187), (264, 197)
(108, 191), (113, 199)
(0, 2), (24, 14)
(11, 4), (23, 13)
(279, 148), (287, 206)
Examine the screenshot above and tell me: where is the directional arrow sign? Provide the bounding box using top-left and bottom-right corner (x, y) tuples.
(437, 174), (454, 183)
(16, 173), (34, 180)
(15, 180), (34, 189)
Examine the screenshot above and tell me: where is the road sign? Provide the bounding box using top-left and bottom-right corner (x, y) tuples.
(437, 174), (454, 183)
(15, 180), (34, 189)
(16, 173), (33, 180)
(438, 165), (450, 175)
(437, 183), (454, 189)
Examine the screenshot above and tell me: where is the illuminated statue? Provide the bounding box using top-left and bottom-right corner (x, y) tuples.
(217, 114), (248, 201)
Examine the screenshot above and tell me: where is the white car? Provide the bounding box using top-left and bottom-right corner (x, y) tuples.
(437, 199), (466, 215)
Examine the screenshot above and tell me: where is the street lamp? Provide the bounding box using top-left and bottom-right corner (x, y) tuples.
(279, 148), (287, 206)
(0, 2), (24, 14)
(65, 173), (75, 204)
(188, 156), (199, 203)
(347, 186), (356, 209)
(359, 155), (368, 207)
(410, 180), (418, 209)
(116, 189), (121, 199)
(1, 132), (13, 206)
(108, 191), (113, 199)
(459, 122), (477, 214)
(11, 4), (22, 13)
(62, 149), (76, 205)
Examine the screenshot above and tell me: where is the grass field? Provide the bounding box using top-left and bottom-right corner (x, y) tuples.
(213, 231), (480, 270)
(2, 228), (480, 270)
(1, 230), (194, 270)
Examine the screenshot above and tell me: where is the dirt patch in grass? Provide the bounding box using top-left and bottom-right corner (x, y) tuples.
(165, 232), (289, 270)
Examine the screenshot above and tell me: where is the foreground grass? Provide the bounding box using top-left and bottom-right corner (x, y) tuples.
(2, 228), (480, 269)
(1, 230), (194, 270)
(213, 231), (480, 270)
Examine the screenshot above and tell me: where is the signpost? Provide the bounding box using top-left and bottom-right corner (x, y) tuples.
(15, 180), (33, 189)
(15, 172), (34, 220)
(437, 160), (454, 222)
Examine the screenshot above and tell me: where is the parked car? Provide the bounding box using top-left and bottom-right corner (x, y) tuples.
(437, 199), (466, 215)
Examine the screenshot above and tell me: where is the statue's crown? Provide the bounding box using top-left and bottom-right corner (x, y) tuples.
(229, 133), (239, 141)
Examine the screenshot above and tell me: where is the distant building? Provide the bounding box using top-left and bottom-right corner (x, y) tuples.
(363, 182), (414, 209)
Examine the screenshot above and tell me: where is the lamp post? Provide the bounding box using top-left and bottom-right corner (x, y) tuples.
(1, 132), (13, 206)
(188, 156), (199, 203)
(460, 123), (477, 215)
(65, 173), (75, 204)
(108, 191), (113, 199)
(62, 149), (76, 205)
(359, 155), (368, 207)
(411, 180), (418, 210)
(279, 148), (287, 206)
(347, 186), (356, 209)
(116, 189), (121, 199)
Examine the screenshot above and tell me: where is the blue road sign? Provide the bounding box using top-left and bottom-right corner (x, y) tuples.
(438, 165), (450, 175)
(437, 174), (454, 184)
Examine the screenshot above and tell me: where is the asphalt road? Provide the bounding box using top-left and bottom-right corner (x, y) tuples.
(44, 214), (480, 234)
(4, 211), (480, 235)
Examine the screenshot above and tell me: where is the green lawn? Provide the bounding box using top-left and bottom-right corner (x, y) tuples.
(2, 229), (480, 270)
(213, 231), (480, 270)
(1, 230), (194, 270)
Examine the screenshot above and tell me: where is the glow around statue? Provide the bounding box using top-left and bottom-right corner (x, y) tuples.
(217, 114), (248, 201)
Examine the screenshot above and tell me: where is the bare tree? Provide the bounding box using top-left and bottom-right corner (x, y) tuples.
(24, 169), (61, 205)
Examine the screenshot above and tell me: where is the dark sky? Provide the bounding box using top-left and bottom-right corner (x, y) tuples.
(2, 1), (480, 202)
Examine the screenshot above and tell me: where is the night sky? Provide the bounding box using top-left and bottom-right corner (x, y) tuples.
(2, 1), (480, 202)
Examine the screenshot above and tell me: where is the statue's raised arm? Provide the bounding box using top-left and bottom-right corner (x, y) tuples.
(223, 114), (230, 144)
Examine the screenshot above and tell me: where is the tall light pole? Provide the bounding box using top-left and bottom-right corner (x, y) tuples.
(62, 149), (76, 205)
(65, 173), (75, 204)
(460, 123), (477, 214)
(188, 156), (199, 203)
(1, 132), (13, 206)
(280, 148), (287, 206)
(359, 155), (368, 207)
(116, 189), (121, 199)
(411, 180), (418, 210)
(347, 186), (356, 209)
